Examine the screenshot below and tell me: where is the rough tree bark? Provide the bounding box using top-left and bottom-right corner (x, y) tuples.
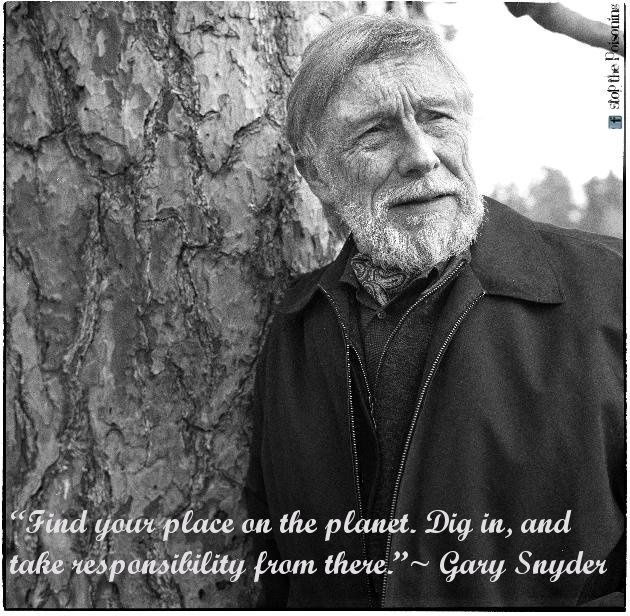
(5, 1), (350, 608)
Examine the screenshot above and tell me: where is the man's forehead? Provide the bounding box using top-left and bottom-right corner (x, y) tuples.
(326, 54), (458, 122)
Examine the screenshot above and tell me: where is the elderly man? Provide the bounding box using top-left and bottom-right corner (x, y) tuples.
(245, 15), (624, 609)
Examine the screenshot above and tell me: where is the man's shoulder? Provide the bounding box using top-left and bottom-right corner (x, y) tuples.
(483, 198), (623, 280)
(273, 238), (355, 316)
(474, 199), (622, 306)
(274, 266), (328, 316)
(258, 264), (337, 372)
(485, 197), (622, 259)
(503, 207), (623, 316)
(533, 218), (623, 262)
(530, 218), (623, 294)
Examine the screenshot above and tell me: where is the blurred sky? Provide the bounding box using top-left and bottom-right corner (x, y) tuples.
(366, 2), (625, 206)
(427, 1), (625, 205)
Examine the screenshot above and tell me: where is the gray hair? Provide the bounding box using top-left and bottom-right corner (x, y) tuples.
(286, 14), (472, 162)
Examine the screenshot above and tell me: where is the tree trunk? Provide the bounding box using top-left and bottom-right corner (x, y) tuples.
(5, 1), (349, 607)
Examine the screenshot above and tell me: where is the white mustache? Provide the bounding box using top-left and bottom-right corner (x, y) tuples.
(379, 179), (464, 209)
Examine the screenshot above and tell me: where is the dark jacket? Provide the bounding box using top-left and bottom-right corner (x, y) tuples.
(245, 198), (624, 608)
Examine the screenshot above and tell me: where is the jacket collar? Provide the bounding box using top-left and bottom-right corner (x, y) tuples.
(277, 196), (564, 315)
(469, 197), (564, 304)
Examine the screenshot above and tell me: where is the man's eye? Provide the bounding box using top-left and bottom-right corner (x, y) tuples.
(424, 112), (451, 123)
(360, 124), (384, 138)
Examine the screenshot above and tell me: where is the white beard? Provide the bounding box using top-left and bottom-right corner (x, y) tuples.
(330, 180), (485, 273)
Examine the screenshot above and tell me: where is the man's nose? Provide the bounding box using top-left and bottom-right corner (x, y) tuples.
(397, 123), (440, 177)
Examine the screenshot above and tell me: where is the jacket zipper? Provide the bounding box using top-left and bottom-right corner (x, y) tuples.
(317, 285), (376, 426)
(374, 261), (465, 385)
(379, 291), (485, 607)
(318, 284), (376, 606)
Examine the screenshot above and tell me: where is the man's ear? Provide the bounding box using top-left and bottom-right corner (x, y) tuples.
(295, 157), (334, 205)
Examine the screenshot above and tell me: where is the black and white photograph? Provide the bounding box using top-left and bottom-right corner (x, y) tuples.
(4, 1), (625, 609)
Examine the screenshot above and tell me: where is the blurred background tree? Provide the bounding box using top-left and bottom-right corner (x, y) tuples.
(529, 167), (578, 228)
(581, 172), (624, 237)
(491, 170), (623, 238)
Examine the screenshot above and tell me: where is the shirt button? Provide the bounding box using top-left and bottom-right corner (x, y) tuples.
(377, 311), (386, 320)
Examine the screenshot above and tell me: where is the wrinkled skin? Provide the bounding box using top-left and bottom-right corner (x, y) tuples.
(300, 53), (485, 272)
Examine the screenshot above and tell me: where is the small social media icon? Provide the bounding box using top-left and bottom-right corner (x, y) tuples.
(608, 116), (622, 129)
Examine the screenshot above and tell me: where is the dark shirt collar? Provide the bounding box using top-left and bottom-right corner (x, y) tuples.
(339, 244), (470, 311)
(338, 246), (458, 290)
